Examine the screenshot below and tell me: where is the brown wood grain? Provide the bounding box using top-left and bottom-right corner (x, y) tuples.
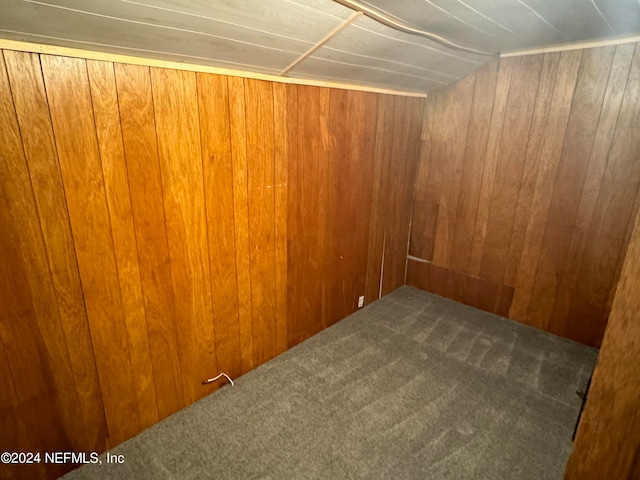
(87, 59), (159, 430)
(1, 47), (427, 478)
(317, 87), (331, 328)
(272, 83), (290, 354)
(244, 78), (278, 365)
(502, 52), (562, 288)
(408, 96), (432, 263)
(606, 184), (640, 320)
(526, 47), (614, 331)
(0, 200), (62, 480)
(0, 52), (71, 480)
(287, 85), (327, 345)
(282, 83), (299, 350)
(383, 96), (424, 293)
(412, 92), (445, 260)
(410, 42), (640, 347)
(0, 331), (32, 480)
(565, 208), (640, 479)
(114, 63), (185, 419)
(285, 83), (303, 346)
(406, 260), (512, 315)
(467, 58), (514, 276)
(325, 90), (377, 324)
(401, 98), (426, 275)
(480, 54), (543, 284)
(196, 72), (243, 379)
(508, 50), (582, 327)
(430, 74), (474, 268)
(365, 95), (395, 303)
(41, 54), (141, 445)
(449, 60), (499, 273)
(551, 43), (636, 340)
(227, 75), (255, 373)
(3, 49), (107, 452)
(566, 44), (640, 346)
(150, 67), (217, 402)
(382, 96), (409, 294)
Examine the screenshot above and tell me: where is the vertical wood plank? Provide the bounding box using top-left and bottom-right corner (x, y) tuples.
(606, 185), (640, 319)
(114, 63), (185, 418)
(326, 90), (377, 323)
(150, 67), (217, 401)
(382, 95), (408, 293)
(282, 84), (299, 349)
(244, 78), (278, 366)
(410, 93), (445, 262)
(480, 54), (544, 284)
(449, 60), (499, 273)
(0, 201), (62, 480)
(326, 88), (349, 324)
(550, 44), (635, 339)
(430, 74), (474, 267)
(4, 49), (107, 452)
(383, 96), (424, 293)
(272, 82), (289, 354)
(408, 96), (435, 264)
(41, 54), (141, 445)
(0, 331), (32, 480)
(87, 59), (158, 430)
(508, 50), (582, 328)
(196, 72), (242, 378)
(0, 52), (71, 479)
(565, 209), (640, 479)
(227, 75), (254, 373)
(365, 94), (395, 302)
(317, 87), (331, 328)
(410, 43), (640, 347)
(402, 98), (427, 274)
(566, 44), (640, 346)
(502, 52), (561, 287)
(287, 85), (326, 345)
(526, 47), (615, 330)
(468, 58), (514, 275)
(510, 51), (582, 322)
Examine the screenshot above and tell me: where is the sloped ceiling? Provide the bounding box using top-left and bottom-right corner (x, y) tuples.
(1, 0), (639, 93)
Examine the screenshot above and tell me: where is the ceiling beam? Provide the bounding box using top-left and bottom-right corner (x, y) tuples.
(279, 11), (362, 77)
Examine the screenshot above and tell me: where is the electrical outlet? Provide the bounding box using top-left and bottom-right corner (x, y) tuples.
(358, 295), (365, 308)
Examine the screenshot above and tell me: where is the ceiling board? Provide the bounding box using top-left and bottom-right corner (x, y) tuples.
(36, 0), (315, 50)
(297, 15), (487, 81)
(0, 0), (302, 70)
(361, 0), (567, 51)
(591, 0), (640, 37)
(515, 0), (616, 42)
(0, 32), (285, 74)
(0, 0), (639, 93)
(360, 0), (515, 53)
(363, 0), (640, 52)
(312, 46), (460, 84)
(122, 0), (354, 43)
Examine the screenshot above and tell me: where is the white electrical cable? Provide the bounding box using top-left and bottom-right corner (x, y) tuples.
(332, 0), (496, 56)
(202, 372), (235, 387)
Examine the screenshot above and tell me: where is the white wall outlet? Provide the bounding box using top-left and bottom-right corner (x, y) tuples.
(358, 295), (365, 308)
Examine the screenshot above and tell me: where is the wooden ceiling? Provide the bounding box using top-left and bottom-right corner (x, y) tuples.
(1, 0), (639, 93)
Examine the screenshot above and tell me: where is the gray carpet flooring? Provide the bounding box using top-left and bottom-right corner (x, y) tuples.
(63, 286), (597, 480)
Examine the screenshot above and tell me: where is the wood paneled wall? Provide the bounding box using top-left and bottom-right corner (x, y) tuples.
(564, 208), (640, 479)
(0, 49), (423, 479)
(409, 42), (640, 347)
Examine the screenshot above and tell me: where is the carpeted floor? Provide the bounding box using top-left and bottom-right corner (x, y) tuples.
(63, 286), (597, 480)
